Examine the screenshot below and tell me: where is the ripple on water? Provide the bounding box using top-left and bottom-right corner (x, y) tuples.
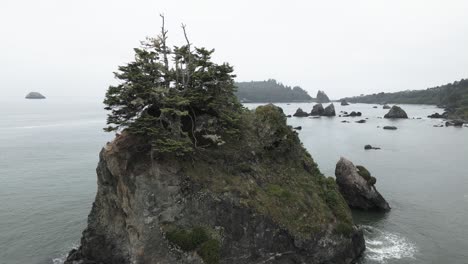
(362, 225), (417, 263)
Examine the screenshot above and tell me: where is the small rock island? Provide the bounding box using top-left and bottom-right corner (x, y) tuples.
(25, 92), (46, 99)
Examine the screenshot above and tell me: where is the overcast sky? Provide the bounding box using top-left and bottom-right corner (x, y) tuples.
(1, 0), (468, 100)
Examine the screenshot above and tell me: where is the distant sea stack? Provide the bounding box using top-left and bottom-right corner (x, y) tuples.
(25, 92), (46, 99)
(316, 90), (330, 103)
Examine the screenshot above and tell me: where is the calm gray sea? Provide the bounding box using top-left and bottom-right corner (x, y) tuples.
(0, 99), (467, 264)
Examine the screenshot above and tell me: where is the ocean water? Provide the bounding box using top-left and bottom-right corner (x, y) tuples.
(0, 99), (467, 264)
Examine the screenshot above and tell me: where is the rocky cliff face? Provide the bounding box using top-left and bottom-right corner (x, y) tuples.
(66, 105), (365, 264)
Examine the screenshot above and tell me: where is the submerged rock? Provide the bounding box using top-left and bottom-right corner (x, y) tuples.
(364, 145), (380, 150)
(323, 103), (336, 117)
(355, 120), (366, 124)
(66, 105), (365, 264)
(383, 126), (398, 130)
(384, 106), (408, 119)
(310, 103), (325, 116)
(427, 112), (447, 119)
(335, 158), (390, 211)
(25, 92), (46, 99)
(293, 107), (309, 117)
(293, 126), (302, 130)
(343, 111), (362, 117)
(445, 120), (464, 127)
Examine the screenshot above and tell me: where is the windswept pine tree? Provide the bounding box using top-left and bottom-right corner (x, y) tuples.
(104, 16), (243, 156)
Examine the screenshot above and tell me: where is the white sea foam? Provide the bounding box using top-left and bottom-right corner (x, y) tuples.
(362, 225), (416, 263)
(51, 244), (78, 264)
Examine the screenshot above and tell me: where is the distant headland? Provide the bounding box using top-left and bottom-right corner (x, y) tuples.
(25, 92), (46, 99)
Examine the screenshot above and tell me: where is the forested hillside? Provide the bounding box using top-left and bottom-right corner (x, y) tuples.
(341, 79), (468, 119)
(235, 79), (312, 102)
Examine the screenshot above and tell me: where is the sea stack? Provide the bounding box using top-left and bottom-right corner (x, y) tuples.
(66, 105), (365, 264)
(335, 158), (390, 212)
(322, 103), (336, 116)
(316, 90), (330, 103)
(25, 92), (46, 99)
(384, 105), (408, 119)
(310, 103), (325, 116)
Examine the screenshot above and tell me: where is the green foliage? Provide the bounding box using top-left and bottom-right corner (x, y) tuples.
(356, 165), (377, 186)
(166, 227), (220, 264)
(166, 226), (209, 251)
(266, 184), (293, 200)
(235, 79), (312, 102)
(341, 78), (468, 119)
(198, 239), (221, 264)
(104, 18), (242, 156)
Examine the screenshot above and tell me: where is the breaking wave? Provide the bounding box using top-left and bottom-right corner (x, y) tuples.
(362, 225), (417, 263)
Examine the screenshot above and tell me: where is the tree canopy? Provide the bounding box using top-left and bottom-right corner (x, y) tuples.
(235, 79), (312, 102)
(104, 16), (243, 156)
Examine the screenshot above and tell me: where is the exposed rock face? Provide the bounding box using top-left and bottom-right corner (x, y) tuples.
(293, 107), (309, 117)
(384, 106), (408, 119)
(335, 158), (390, 212)
(25, 92), (46, 99)
(66, 105), (365, 264)
(310, 103), (325, 116)
(341, 100), (350, 106)
(322, 104), (336, 117)
(316, 91), (330, 103)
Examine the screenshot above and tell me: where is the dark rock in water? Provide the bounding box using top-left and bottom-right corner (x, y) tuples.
(428, 112), (447, 119)
(384, 106), (408, 119)
(341, 100), (350, 106)
(341, 120), (350, 123)
(364, 145), (380, 150)
(286, 115), (292, 118)
(383, 126), (397, 130)
(382, 104), (391, 109)
(373, 106), (378, 108)
(445, 120), (464, 127)
(65, 105), (365, 264)
(316, 90), (330, 103)
(293, 126), (302, 130)
(25, 92), (46, 99)
(310, 103), (325, 116)
(293, 107), (309, 117)
(343, 111), (362, 117)
(433, 124), (444, 128)
(323, 103), (336, 117)
(355, 119), (366, 124)
(335, 158), (390, 211)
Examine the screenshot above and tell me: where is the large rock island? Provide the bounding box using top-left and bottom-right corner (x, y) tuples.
(25, 92), (46, 99)
(66, 105), (365, 264)
(65, 22), (364, 264)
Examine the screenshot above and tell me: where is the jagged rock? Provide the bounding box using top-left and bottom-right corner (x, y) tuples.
(25, 92), (46, 99)
(323, 103), (336, 117)
(293, 108), (309, 117)
(335, 158), (390, 211)
(382, 104), (391, 109)
(310, 103), (325, 116)
(445, 120), (464, 127)
(355, 120), (366, 124)
(316, 90), (330, 103)
(341, 100), (350, 106)
(65, 105), (365, 264)
(383, 126), (397, 130)
(384, 106), (408, 119)
(364, 145), (380, 150)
